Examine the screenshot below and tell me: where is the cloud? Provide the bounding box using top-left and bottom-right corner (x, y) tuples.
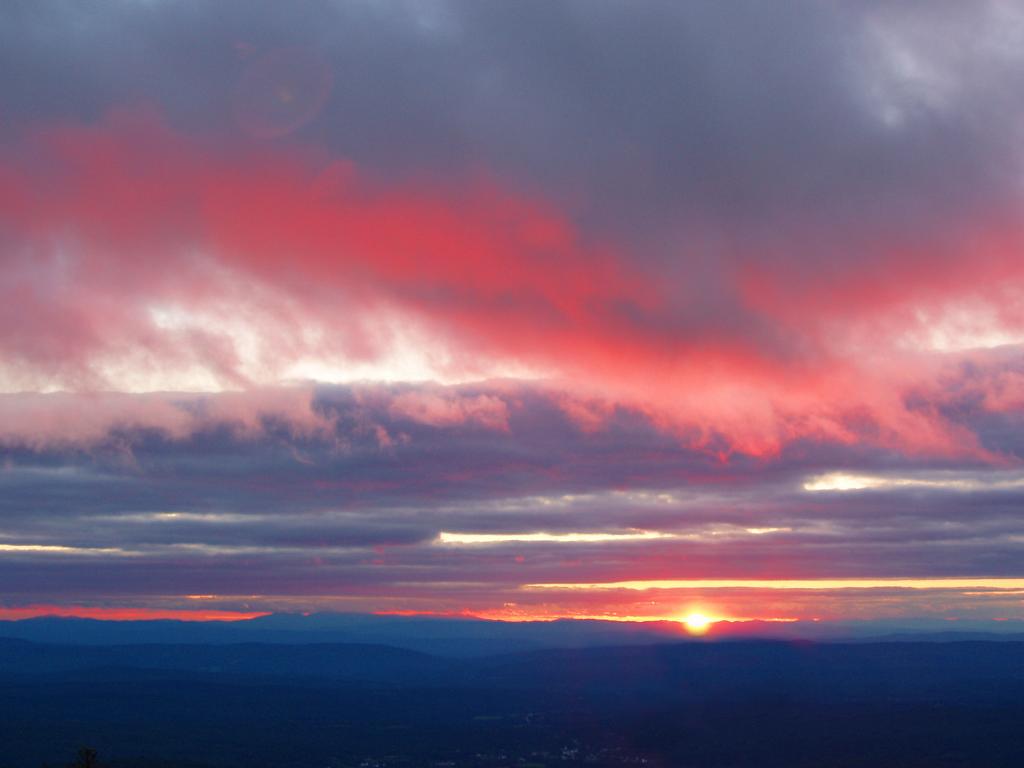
(525, 578), (1024, 592)
(0, 388), (327, 449)
(437, 530), (672, 545)
(0, 381), (1022, 619)
(4, 1), (1024, 620)
(3, 108), (1024, 458)
(803, 470), (1024, 493)
(389, 390), (510, 431)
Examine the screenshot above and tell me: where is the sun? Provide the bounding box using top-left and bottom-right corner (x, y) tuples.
(681, 612), (714, 635)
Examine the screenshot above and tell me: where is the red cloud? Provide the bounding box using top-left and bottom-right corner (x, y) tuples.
(3, 109), (1024, 459)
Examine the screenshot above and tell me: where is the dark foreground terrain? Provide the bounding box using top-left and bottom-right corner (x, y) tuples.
(2, 637), (1023, 767)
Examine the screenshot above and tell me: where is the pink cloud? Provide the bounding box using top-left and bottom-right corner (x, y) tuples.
(0, 388), (326, 450)
(2, 109), (1024, 459)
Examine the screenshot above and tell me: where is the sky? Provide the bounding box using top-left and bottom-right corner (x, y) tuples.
(4, 0), (1024, 628)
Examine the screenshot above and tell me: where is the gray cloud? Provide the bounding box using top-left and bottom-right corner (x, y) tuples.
(2, 383), (1024, 602)
(4, 0), (1021, 238)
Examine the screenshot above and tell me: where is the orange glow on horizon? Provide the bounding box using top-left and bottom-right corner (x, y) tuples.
(680, 612), (714, 635)
(375, 608), (691, 623)
(375, 608), (799, 626)
(0, 605), (269, 622)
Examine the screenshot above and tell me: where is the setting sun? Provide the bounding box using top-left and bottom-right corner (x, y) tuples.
(681, 612), (714, 635)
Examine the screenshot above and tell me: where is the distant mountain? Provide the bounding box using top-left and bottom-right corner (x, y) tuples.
(0, 613), (695, 654)
(3, 613), (1024, 656)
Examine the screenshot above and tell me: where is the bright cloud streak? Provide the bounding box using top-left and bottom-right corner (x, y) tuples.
(0, 544), (131, 556)
(438, 531), (674, 545)
(526, 579), (1024, 592)
(803, 472), (1024, 493)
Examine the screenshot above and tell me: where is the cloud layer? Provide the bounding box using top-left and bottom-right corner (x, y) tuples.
(2, 383), (1024, 622)
(3, 1), (1024, 622)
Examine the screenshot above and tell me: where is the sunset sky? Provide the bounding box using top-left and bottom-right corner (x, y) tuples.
(4, 0), (1024, 628)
